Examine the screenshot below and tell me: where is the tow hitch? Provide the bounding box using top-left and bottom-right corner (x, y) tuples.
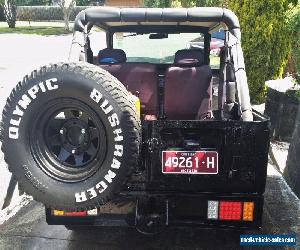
(135, 197), (169, 234)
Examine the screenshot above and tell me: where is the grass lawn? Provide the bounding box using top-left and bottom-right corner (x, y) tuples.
(0, 26), (72, 36)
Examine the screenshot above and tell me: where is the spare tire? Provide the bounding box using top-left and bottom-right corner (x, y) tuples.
(0, 62), (140, 211)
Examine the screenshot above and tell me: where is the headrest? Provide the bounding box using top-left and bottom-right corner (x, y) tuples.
(98, 48), (126, 64)
(174, 49), (204, 67)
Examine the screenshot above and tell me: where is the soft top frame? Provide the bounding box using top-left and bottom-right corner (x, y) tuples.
(73, 7), (241, 39)
(70, 7), (253, 121)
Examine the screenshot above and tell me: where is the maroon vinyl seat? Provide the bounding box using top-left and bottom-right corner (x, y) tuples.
(164, 49), (213, 120)
(97, 48), (158, 116)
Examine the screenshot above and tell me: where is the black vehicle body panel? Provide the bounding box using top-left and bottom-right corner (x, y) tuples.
(139, 111), (269, 194)
(47, 193), (264, 229)
(47, 111), (270, 229)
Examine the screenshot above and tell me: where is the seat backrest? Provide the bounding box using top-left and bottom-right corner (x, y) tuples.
(164, 49), (212, 120)
(98, 49), (158, 116)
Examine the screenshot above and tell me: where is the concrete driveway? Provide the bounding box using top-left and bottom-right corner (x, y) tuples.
(0, 33), (299, 249)
(0, 33), (73, 209)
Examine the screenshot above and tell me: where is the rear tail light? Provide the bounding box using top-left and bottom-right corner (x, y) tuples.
(219, 201), (242, 220)
(207, 200), (255, 222)
(64, 211), (87, 216)
(53, 209), (98, 217)
(243, 202), (254, 221)
(53, 210), (64, 216)
(87, 208), (98, 216)
(207, 200), (219, 219)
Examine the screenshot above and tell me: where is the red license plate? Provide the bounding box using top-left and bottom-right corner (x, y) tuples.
(162, 151), (218, 174)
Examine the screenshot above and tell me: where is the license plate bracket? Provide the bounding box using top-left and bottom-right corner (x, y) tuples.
(162, 151), (218, 175)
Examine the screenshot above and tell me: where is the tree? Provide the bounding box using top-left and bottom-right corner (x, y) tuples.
(57, 0), (76, 31)
(229, 0), (296, 103)
(0, 0), (17, 28)
(287, 2), (300, 82)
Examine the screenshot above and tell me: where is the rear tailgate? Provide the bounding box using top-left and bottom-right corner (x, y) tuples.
(144, 111), (270, 194)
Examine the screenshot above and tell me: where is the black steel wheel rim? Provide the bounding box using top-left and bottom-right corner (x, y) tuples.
(30, 99), (107, 182)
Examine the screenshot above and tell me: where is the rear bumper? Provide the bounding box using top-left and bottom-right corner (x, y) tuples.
(46, 193), (264, 229)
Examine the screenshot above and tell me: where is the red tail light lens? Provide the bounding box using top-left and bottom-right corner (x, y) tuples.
(64, 211), (87, 216)
(53, 209), (98, 217)
(219, 201), (242, 220)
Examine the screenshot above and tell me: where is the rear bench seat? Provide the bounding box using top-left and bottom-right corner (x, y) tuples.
(164, 49), (213, 120)
(97, 48), (158, 117)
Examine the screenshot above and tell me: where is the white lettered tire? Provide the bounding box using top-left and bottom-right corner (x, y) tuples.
(0, 62), (141, 211)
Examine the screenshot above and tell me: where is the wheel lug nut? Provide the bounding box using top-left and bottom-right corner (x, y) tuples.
(72, 149), (76, 154)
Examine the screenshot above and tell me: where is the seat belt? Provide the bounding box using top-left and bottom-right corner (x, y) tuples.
(158, 74), (166, 119)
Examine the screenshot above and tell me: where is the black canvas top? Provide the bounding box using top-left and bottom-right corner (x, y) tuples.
(74, 7), (240, 34)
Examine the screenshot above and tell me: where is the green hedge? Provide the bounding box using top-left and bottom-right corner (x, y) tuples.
(288, 3), (300, 83)
(15, 0), (50, 6)
(16, 6), (88, 21)
(144, 0), (171, 7)
(229, 0), (296, 103)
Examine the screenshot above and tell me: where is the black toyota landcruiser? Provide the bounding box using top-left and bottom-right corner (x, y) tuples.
(0, 7), (270, 234)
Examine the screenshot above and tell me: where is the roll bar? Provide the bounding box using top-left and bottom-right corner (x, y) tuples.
(69, 7), (253, 121)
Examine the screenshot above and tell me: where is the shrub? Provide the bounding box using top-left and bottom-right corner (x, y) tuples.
(15, 0), (50, 6)
(16, 6), (87, 21)
(179, 0), (222, 7)
(287, 3), (300, 83)
(76, 0), (92, 5)
(144, 0), (171, 7)
(146, 0), (223, 7)
(76, 0), (104, 5)
(229, 0), (296, 103)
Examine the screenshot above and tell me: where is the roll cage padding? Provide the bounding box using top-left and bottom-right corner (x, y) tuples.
(74, 7), (240, 36)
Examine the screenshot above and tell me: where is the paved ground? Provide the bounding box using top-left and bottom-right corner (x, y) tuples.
(0, 33), (72, 209)
(0, 33), (299, 249)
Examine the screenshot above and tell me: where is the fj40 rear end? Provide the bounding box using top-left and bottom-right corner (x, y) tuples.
(0, 7), (270, 234)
